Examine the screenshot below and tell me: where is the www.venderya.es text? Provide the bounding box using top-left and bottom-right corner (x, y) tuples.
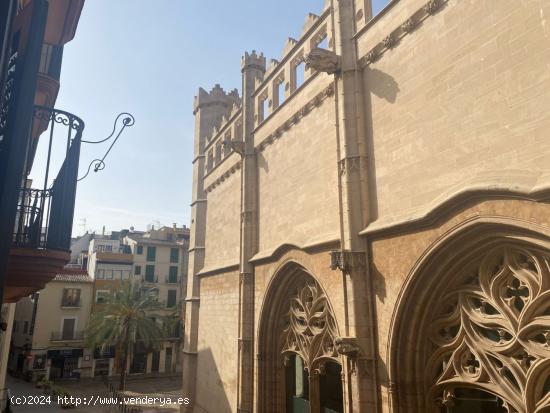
(11, 395), (190, 407)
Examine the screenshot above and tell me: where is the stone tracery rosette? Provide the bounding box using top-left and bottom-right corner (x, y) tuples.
(281, 282), (339, 375)
(426, 245), (550, 412)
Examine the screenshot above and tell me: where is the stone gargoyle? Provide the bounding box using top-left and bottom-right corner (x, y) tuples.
(305, 47), (341, 75)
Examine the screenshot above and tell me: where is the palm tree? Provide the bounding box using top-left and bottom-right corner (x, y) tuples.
(85, 280), (164, 390)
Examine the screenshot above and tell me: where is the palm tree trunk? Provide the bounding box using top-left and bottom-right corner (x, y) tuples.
(119, 345), (128, 391)
(119, 330), (131, 391)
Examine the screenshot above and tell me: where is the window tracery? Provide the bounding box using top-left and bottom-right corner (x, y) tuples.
(426, 245), (550, 412)
(280, 282), (339, 375)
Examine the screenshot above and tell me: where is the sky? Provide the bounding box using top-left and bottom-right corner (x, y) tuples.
(50, 0), (389, 236)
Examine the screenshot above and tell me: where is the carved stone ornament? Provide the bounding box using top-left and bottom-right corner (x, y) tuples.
(335, 336), (361, 358)
(365, 49), (380, 65)
(330, 250), (367, 273)
(424, 0), (442, 15)
(305, 47), (341, 75)
(223, 139), (244, 156)
(382, 34), (396, 49)
(401, 18), (417, 33)
(281, 283), (339, 375)
(426, 246), (550, 412)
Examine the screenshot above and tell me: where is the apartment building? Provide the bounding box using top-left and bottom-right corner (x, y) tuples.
(10, 269), (94, 381)
(123, 225), (190, 374)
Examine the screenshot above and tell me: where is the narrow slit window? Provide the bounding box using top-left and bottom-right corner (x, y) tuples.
(277, 80), (286, 106)
(295, 60), (306, 90)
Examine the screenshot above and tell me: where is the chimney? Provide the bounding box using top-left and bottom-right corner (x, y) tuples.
(173, 223), (177, 230)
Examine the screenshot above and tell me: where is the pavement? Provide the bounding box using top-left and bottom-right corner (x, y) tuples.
(6, 375), (184, 413)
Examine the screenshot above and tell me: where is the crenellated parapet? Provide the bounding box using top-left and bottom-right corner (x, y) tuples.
(193, 84), (241, 115)
(252, 7), (333, 127)
(241, 50), (267, 73)
(197, 4), (337, 184)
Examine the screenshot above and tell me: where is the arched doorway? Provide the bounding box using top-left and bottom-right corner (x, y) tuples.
(258, 262), (344, 412)
(390, 225), (550, 413)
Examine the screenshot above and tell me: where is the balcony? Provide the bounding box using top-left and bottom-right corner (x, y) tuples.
(142, 276), (158, 284)
(51, 331), (85, 342)
(61, 299), (80, 308)
(6, 106), (84, 303)
(35, 43), (64, 108)
(165, 276), (179, 284)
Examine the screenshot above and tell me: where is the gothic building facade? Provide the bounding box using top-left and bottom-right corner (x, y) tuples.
(182, 0), (550, 412)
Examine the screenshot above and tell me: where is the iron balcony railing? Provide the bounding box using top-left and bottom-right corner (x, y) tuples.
(142, 276), (158, 284)
(61, 298), (81, 308)
(13, 105), (84, 251)
(51, 331), (85, 341)
(165, 276), (179, 284)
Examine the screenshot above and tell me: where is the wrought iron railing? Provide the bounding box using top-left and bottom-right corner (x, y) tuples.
(13, 105), (84, 251)
(51, 331), (85, 341)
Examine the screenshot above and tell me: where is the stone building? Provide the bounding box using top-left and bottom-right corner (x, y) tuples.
(182, 0), (550, 412)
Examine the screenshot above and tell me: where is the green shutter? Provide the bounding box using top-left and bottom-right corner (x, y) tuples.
(170, 248), (179, 263)
(169, 266), (178, 283)
(145, 265), (155, 282)
(146, 246), (156, 261)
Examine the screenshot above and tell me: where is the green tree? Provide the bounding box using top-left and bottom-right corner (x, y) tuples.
(85, 280), (164, 390)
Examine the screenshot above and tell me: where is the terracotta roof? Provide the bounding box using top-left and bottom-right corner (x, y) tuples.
(53, 268), (92, 283)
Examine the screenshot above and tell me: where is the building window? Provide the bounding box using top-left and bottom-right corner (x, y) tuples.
(136, 245), (143, 254)
(134, 265), (141, 275)
(275, 76), (286, 108)
(94, 359), (109, 377)
(292, 55), (306, 92)
(61, 318), (76, 340)
(167, 290), (177, 308)
(145, 265), (155, 283)
(146, 246), (156, 262)
(96, 269), (104, 279)
(104, 270), (114, 280)
(62, 288), (81, 307)
(168, 266), (178, 283)
(96, 290), (110, 304)
(170, 248), (179, 263)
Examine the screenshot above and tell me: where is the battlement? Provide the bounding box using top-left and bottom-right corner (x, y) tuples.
(193, 84), (241, 114)
(241, 50), (267, 72)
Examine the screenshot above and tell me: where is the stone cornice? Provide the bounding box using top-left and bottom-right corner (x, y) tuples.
(256, 83), (335, 153)
(197, 263), (240, 277)
(203, 83), (334, 194)
(360, 184), (550, 238)
(204, 162), (241, 193)
(358, 0), (448, 68)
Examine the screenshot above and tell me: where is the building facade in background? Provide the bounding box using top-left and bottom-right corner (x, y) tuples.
(10, 225), (190, 382)
(182, 0), (550, 412)
(10, 270), (94, 381)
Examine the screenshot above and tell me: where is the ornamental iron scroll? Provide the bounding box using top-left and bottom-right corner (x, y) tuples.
(77, 112), (135, 181)
(281, 282), (339, 375)
(426, 245), (550, 413)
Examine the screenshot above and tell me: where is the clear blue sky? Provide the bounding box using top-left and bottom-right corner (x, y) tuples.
(53, 0), (389, 235)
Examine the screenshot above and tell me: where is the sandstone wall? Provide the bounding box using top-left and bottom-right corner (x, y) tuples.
(203, 169), (241, 272)
(358, 0), (550, 231)
(256, 80), (340, 256)
(195, 270), (240, 412)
